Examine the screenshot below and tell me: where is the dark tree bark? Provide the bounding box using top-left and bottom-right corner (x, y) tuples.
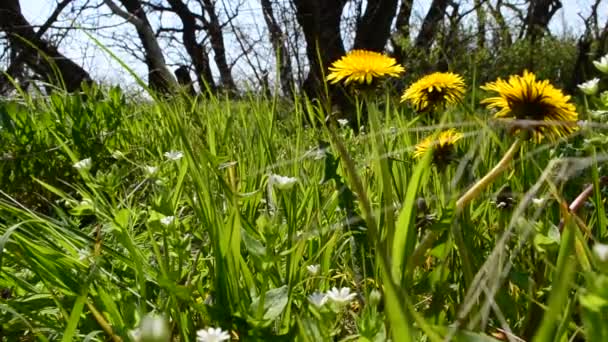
(293, 0), (347, 99)
(0, 0), (91, 92)
(199, 0), (237, 93)
(104, 0), (177, 93)
(165, 0), (216, 94)
(175, 65), (196, 96)
(392, 0), (414, 63)
(261, 0), (294, 98)
(353, 0), (399, 51)
(414, 0), (449, 53)
(523, 0), (562, 43)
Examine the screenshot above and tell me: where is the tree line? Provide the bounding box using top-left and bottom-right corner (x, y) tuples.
(1, 0), (607, 100)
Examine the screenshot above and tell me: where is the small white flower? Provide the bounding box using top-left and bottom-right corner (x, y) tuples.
(164, 150), (184, 161)
(326, 287), (357, 305)
(138, 313), (170, 342)
(593, 243), (608, 262)
(269, 174), (298, 190)
(308, 292), (328, 307)
(337, 118), (349, 127)
(306, 264), (320, 276)
(531, 198), (545, 207)
(111, 150), (124, 159)
(578, 78), (600, 95)
(73, 158), (92, 171)
(144, 165), (158, 176)
(196, 327), (231, 342)
(160, 216), (175, 226)
(593, 54), (608, 74)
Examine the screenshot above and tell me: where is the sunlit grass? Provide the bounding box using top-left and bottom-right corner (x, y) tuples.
(0, 71), (607, 341)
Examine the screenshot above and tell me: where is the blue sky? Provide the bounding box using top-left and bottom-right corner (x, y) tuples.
(18, 0), (608, 85)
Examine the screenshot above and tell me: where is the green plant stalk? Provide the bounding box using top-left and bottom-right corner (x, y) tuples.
(61, 292), (88, 342)
(456, 138), (522, 211)
(532, 212), (577, 342)
(591, 147), (607, 239)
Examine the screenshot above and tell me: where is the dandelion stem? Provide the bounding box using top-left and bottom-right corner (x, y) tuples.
(456, 138), (522, 211)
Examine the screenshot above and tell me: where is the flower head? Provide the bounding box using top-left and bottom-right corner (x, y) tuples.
(593, 54), (608, 74)
(269, 174), (298, 190)
(578, 78), (599, 95)
(308, 292), (328, 307)
(196, 327), (230, 342)
(337, 118), (349, 127)
(480, 70), (578, 142)
(413, 129), (463, 165)
(401, 72), (466, 112)
(160, 216), (175, 226)
(327, 50), (404, 85)
(326, 287), (357, 305)
(73, 158), (92, 171)
(164, 150), (184, 161)
(144, 165), (158, 176)
(593, 243), (608, 263)
(306, 264), (320, 276)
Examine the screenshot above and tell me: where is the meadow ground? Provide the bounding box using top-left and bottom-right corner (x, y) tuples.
(1, 66), (608, 341)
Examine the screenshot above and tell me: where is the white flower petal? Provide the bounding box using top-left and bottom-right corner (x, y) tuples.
(196, 327), (231, 342)
(269, 174), (298, 190)
(164, 150), (184, 161)
(593, 54), (608, 74)
(593, 243), (608, 262)
(160, 216), (175, 226)
(306, 264), (320, 276)
(578, 78), (600, 95)
(308, 292), (328, 307)
(73, 158), (92, 171)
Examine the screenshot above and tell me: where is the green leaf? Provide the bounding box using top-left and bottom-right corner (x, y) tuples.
(249, 285), (288, 321)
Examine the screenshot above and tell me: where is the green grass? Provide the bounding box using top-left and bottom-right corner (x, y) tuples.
(1, 75), (608, 342)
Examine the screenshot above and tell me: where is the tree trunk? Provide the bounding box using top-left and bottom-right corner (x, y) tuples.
(474, 0), (486, 49)
(261, 0), (294, 98)
(353, 0), (399, 51)
(104, 0), (177, 93)
(200, 0), (237, 93)
(414, 0), (449, 53)
(293, 0), (347, 100)
(0, 0), (91, 92)
(392, 0), (414, 63)
(175, 65), (196, 96)
(166, 0), (216, 94)
(524, 0), (562, 43)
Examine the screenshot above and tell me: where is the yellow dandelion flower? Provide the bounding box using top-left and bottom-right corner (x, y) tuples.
(327, 50), (405, 85)
(480, 70), (578, 142)
(414, 129), (463, 165)
(401, 72), (466, 112)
